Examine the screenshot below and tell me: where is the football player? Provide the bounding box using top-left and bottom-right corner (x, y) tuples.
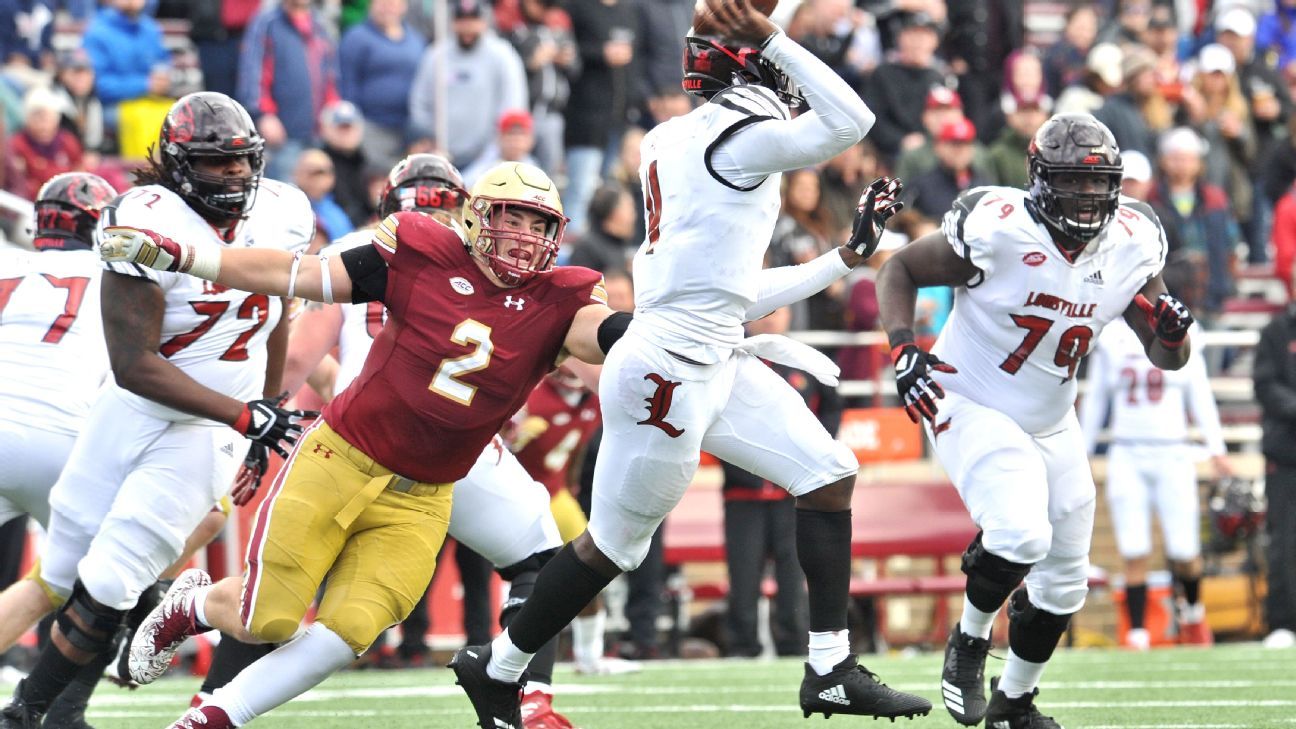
(0, 92), (316, 729)
(1079, 255), (1230, 649)
(103, 160), (625, 729)
(876, 112), (1191, 729)
(448, 0), (930, 726)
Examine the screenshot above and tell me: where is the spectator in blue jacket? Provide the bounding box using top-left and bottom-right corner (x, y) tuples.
(1257, 0), (1296, 78)
(81, 0), (169, 130)
(339, 0), (425, 172)
(295, 147), (354, 241)
(239, 0), (340, 181)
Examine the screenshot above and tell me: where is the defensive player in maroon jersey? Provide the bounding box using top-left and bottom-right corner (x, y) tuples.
(100, 161), (628, 729)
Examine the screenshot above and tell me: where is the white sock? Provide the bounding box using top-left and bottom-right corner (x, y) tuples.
(571, 612), (604, 667)
(524, 681), (552, 695)
(488, 628), (534, 684)
(997, 648), (1047, 699)
(190, 585), (213, 629)
(807, 629), (850, 676)
(960, 598), (997, 640)
(209, 624), (355, 724)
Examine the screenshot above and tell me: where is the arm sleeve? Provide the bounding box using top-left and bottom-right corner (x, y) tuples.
(340, 243), (389, 305)
(1078, 342), (1111, 454)
(709, 32), (875, 186)
(745, 248), (851, 321)
(1184, 348), (1226, 456)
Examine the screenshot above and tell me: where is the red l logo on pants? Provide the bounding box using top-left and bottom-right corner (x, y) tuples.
(638, 373), (685, 438)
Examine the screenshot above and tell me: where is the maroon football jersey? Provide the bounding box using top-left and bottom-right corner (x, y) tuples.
(325, 212), (607, 482)
(510, 376), (601, 496)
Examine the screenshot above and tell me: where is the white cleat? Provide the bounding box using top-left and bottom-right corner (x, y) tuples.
(1263, 628), (1296, 649)
(1124, 628), (1151, 651)
(128, 569), (212, 685)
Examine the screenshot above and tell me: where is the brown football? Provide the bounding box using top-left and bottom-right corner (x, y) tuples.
(691, 0), (779, 37)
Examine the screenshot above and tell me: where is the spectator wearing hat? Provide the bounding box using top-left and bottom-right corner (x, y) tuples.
(339, 0), (426, 172)
(984, 89), (1051, 189)
(462, 108), (540, 188)
(1043, 6), (1098, 99)
(82, 0), (170, 134)
(1095, 44), (1159, 155)
(409, 0), (527, 172)
(905, 116), (991, 221)
(894, 86), (988, 185)
(509, 0), (577, 174)
(4, 85), (83, 200)
(239, 0), (340, 182)
(859, 10), (946, 162)
(295, 147), (353, 241)
(319, 101), (374, 228)
(1147, 127), (1237, 318)
(50, 48), (105, 159)
(1055, 41), (1122, 116)
(1097, 0), (1152, 48)
(1121, 149), (1154, 201)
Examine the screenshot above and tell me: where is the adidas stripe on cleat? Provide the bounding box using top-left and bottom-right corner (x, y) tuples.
(798, 654), (932, 720)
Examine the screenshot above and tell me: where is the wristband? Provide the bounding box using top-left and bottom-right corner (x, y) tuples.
(186, 244), (222, 281)
(231, 405), (251, 434)
(319, 254), (334, 304)
(759, 28), (782, 50)
(287, 251), (303, 299)
(887, 327), (916, 349)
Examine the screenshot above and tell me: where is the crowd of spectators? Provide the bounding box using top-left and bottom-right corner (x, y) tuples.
(4, 0), (1296, 356)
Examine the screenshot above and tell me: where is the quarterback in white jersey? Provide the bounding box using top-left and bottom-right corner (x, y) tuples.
(1080, 309), (1229, 648)
(0, 93), (314, 729)
(476, 1), (931, 725)
(878, 113), (1195, 729)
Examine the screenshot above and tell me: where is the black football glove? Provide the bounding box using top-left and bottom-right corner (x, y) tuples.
(232, 392), (317, 458)
(231, 443), (269, 507)
(845, 176), (904, 259)
(891, 343), (957, 424)
(1134, 292), (1193, 348)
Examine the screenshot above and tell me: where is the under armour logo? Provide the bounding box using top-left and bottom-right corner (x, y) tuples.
(503, 295), (525, 310)
(638, 373), (685, 438)
(313, 443), (333, 459)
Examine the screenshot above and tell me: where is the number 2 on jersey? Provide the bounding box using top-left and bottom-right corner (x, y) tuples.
(0, 275), (91, 344)
(1000, 314), (1093, 382)
(430, 319), (494, 405)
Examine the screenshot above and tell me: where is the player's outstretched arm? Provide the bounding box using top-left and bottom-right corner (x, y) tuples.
(99, 226), (356, 304)
(1122, 274), (1191, 370)
(562, 304), (624, 365)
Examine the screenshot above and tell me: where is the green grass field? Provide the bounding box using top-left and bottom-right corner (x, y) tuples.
(51, 642), (1296, 728)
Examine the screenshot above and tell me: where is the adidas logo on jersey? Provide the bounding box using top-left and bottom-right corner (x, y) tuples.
(1083, 270), (1104, 285)
(818, 685), (851, 705)
(220, 443), (235, 456)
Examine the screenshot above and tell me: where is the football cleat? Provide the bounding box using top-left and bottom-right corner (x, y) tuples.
(520, 691), (577, 729)
(573, 656), (641, 676)
(0, 682), (43, 729)
(129, 569), (212, 685)
(168, 705), (234, 729)
(941, 622), (991, 725)
(1179, 621), (1213, 646)
(449, 644), (524, 729)
(799, 654), (932, 720)
(1123, 627), (1150, 651)
(985, 677), (1063, 729)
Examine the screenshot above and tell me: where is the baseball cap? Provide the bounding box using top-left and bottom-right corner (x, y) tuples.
(1159, 126), (1208, 157)
(320, 100), (362, 127)
(1121, 46), (1156, 81)
(925, 86), (962, 110)
(1198, 43), (1236, 74)
(1122, 150), (1153, 182)
(1216, 7), (1256, 37)
(937, 117), (977, 143)
(498, 108), (534, 134)
(1087, 43), (1124, 88)
(453, 0), (487, 19)
(58, 48), (92, 70)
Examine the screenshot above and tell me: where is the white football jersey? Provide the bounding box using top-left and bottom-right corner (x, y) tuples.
(0, 248), (108, 437)
(1080, 319), (1224, 454)
(631, 85), (788, 363)
(329, 231), (387, 393)
(98, 179), (314, 421)
(932, 187), (1167, 434)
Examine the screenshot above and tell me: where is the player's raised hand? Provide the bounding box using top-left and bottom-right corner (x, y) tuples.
(891, 343), (957, 424)
(231, 443), (269, 506)
(1134, 292), (1193, 348)
(698, 0), (778, 47)
(233, 393), (317, 458)
(100, 226), (187, 271)
(845, 176), (904, 262)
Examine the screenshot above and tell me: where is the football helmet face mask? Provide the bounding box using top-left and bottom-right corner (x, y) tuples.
(1026, 113), (1122, 253)
(158, 92), (265, 224)
(378, 153), (469, 227)
(463, 162), (566, 287)
(32, 172), (117, 251)
(682, 36), (803, 109)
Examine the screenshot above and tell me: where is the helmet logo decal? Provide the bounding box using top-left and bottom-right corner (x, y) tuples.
(1081, 154), (1101, 164)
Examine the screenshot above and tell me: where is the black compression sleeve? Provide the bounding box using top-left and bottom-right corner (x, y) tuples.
(340, 245), (389, 304)
(597, 311), (633, 354)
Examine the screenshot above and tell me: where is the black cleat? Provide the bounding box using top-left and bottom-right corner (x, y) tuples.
(985, 677), (1064, 729)
(449, 644), (523, 729)
(0, 681), (44, 729)
(941, 622), (991, 725)
(799, 654), (932, 720)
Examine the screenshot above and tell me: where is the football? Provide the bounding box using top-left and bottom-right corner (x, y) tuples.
(692, 0), (779, 37)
